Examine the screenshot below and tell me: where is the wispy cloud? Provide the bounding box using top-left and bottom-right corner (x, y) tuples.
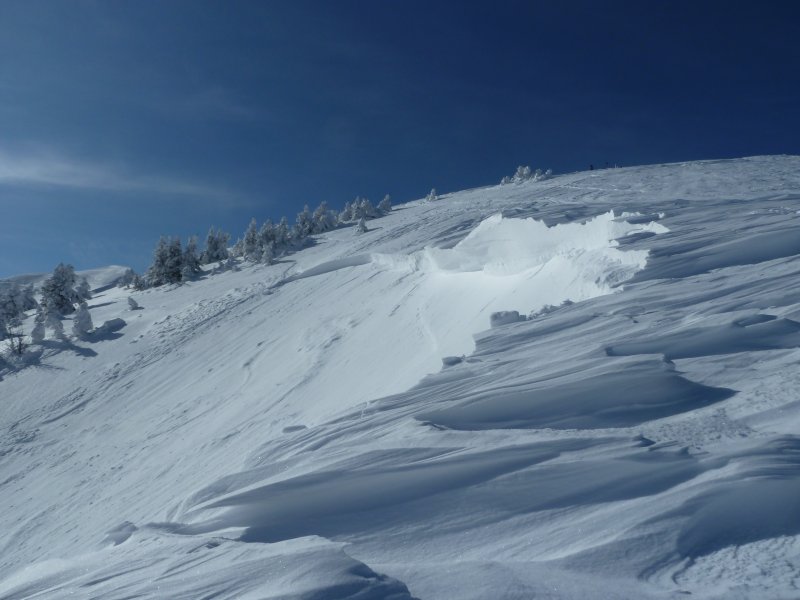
(0, 144), (236, 200)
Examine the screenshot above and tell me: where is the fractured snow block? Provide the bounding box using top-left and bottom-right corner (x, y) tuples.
(99, 318), (126, 333)
(442, 355), (464, 367)
(490, 310), (526, 328)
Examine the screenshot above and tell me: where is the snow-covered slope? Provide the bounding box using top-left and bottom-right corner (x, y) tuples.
(2, 156), (800, 599)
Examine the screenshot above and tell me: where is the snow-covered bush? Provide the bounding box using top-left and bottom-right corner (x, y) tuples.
(30, 312), (45, 344)
(72, 301), (93, 339)
(426, 188), (437, 202)
(33, 300), (65, 341)
(356, 217), (368, 234)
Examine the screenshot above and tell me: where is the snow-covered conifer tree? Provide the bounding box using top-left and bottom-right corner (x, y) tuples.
(258, 220), (275, 255)
(426, 188), (437, 202)
(312, 201), (337, 233)
(201, 228), (230, 264)
(132, 273), (147, 290)
(294, 205), (314, 239)
(378, 194), (392, 214)
(40, 263), (80, 315)
(230, 237), (244, 258)
(243, 218), (261, 261)
(182, 235), (202, 278)
(356, 217), (368, 233)
(358, 198), (377, 219)
(146, 237), (183, 286)
(0, 283), (32, 340)
(72, 301), (93, 339)
(261, 241), (275, 265)
(118, 268), (137, 288)
(75, 278), (91, 300)
(275, 217), (290, 248)
(127, 296), (139, 310)
(146, 237), (169, 286)
(339, 201), (354, 223)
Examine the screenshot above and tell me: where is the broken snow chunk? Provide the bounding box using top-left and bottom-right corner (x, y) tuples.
(98, 318), (126, 333)
(442, 355), (464, 367)
(490, 311), (526, 328)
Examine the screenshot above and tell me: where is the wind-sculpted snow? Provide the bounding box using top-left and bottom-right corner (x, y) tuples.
(2, 156), (800, 599)
(416, 359), (735, 430)
(606, 314), (800, 359)
(0, 529), (417, 600)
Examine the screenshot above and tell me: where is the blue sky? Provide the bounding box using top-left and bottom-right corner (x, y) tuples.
(1, 1), (798, 277)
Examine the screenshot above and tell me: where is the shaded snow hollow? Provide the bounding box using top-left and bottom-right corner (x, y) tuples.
(2, 156), (800, 600)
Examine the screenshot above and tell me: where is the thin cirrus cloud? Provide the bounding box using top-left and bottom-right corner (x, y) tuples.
(0, 145), (236, 201)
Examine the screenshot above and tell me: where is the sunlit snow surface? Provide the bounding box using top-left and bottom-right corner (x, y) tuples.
(2, 156), (800, 599)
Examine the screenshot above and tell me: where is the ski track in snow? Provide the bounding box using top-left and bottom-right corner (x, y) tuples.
(2, 156), (800, 598)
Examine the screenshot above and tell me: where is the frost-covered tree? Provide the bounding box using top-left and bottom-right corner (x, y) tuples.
(501, 165), (553, 185)
(378, 194), (392, 214)
(30, 310), (45, 344)
(0, 283), (36, 341)
(75, 278), (91, 300)
(146, 237), (183, 286)
(339, 200), (354, 223)
(275, 217), (290, 248)
(127, 296), (139, 310)
(201, 227), (230, 264)
(312, 201), (337, 233)
(131, 273), (147, 291)
(72, 301), (93, 339)
(182, 235), (202, 279)
(243, 218), (261, 261)
(33, 298), (65, 341)
(356, 217), (368, 234)
(261, 241), (275, 265)
(258, 219), (274, 249)
(118, 268), (137, 288)
(40, 263), (81, 315)
(358, 197), (378, 219)
(294, 205), (314, 240)
(230, 237), (244, 258)
(426, 188), (437, 202)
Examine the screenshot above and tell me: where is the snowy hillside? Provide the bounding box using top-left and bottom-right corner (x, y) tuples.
(2, 156), (800, 599)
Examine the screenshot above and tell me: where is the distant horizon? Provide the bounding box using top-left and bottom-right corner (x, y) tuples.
(2, 152), (794, 280)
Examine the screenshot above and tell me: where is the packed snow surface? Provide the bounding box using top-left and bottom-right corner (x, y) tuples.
(2, 156), (800, 599)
